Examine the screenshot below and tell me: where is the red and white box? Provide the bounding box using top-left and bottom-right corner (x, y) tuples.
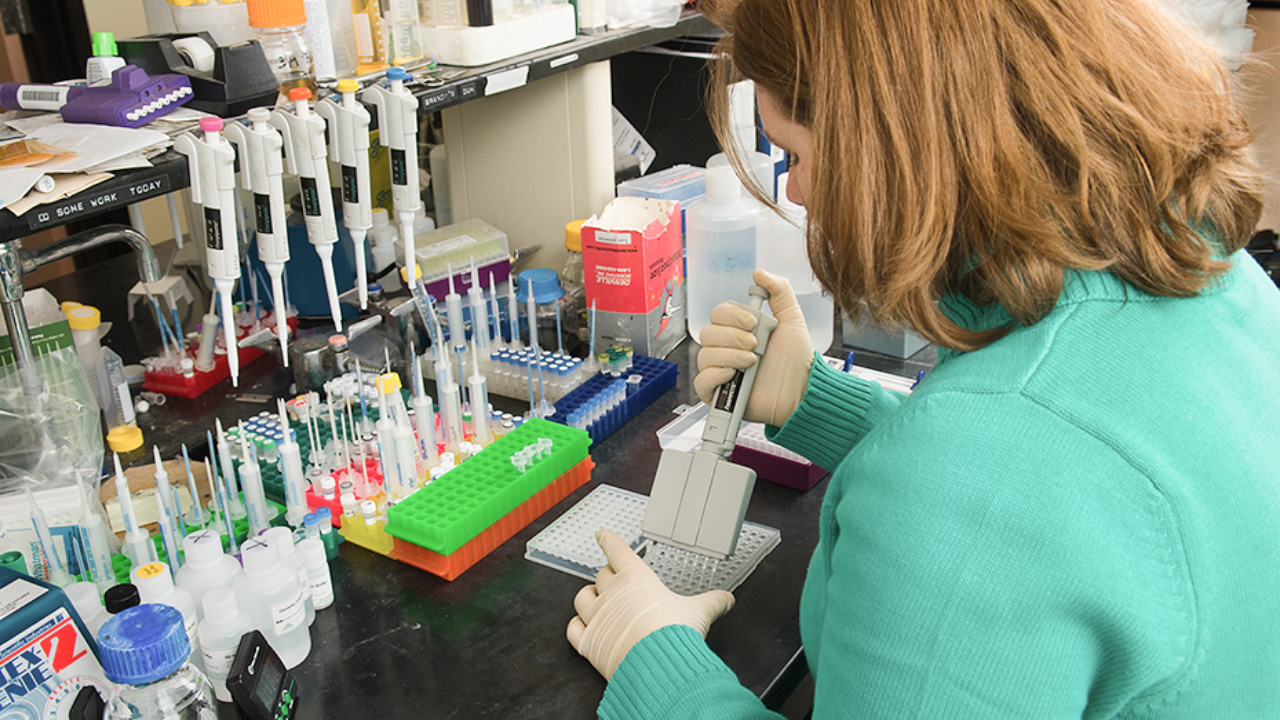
(582, 197), (687, 359)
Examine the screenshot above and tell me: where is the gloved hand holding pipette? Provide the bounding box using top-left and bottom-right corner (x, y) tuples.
(694, 269), (815, 428)
(566, 529), (735, 681)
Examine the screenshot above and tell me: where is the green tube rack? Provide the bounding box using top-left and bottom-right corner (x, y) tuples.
(385, 418), (591, 556)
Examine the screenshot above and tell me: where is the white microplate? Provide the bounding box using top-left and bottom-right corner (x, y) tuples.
(525, 484), (781, 595)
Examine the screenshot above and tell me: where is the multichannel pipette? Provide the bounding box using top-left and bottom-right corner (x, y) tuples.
(271, 87), (344, 332)
(225, 108), (291, 365)
(362, 67), (421, 280)
(467, 327), (493, 445)
(238, 433), (270, 537)
(175, 117), (241, 386)
(214, 420), (246, 519)
(642, 285), (778, 559)
(411, 353), (440, 467)
(318, 79), (374, 310)
(78, 479), (116, 591)
(180, 444), (204, 527)
(25, 488), (70, 586)
(114, 453), (157, 567)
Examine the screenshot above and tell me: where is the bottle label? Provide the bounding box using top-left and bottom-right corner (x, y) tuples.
(201, 643), (237, 680)
(269, 588), (306, 636)
(309, 575), (334, 608)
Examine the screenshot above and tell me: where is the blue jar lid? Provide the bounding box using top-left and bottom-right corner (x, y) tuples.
(516, 269), (565, 303)
(98, 604), (189, 685)
(387, 66), (409, 81)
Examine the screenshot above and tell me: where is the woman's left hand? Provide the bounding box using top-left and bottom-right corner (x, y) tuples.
(566, 530), (736, 680)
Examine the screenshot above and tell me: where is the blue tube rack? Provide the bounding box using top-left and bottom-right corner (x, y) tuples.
(547, 355), (678, 444)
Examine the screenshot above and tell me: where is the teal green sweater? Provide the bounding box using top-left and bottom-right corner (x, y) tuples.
(600, 251), (1280, 719)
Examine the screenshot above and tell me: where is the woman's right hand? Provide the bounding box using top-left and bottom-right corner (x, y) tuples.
(695, 269), (815, 428)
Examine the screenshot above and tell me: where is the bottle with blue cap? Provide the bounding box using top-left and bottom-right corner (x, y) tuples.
(100, 603), (218, 719)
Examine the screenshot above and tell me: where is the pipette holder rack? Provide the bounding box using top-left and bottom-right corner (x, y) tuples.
(142, 314), (298, 398)
(547, 355), (677, 444)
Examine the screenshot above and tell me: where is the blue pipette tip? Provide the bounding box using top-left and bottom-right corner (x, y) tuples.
(842, 351), (856, 372)
(911, 370), (926, 390)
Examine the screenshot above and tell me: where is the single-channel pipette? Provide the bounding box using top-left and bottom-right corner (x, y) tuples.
(524, 279), (551, 418)
(467, 327), (493, 445)
(152, 447), (179, 550)
(411, 352), (439, 467)
(318, 79), (374, 310)
(488, 272), (506, 351)
(362, 67), (421, 282)
(25, 488), (70, 586)
(77, 479), (115, 591)
(206, 456), (238, 556)
(468, 257), (490, 355)
(278, 398), (308, 527)
(180, 444), (204, 527)
(214, 419), (246, 519)
(175, 117), (241, 386)
(374, 375), (403, 496)
(153, 485), (181, 573)
(225, 108), (291, 365)
(114, 453), (157, 567)
(271, 87), (344, 332)
(238, 433), (270, 537)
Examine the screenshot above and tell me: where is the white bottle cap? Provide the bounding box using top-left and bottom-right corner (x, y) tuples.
(704, 164), (742, 201)
(298, 538), (327, 570)
(182, 529), (224, 567)
(262, 527), (297, 560)
(320, 475), (336, 499)
(130, 561), (175, 600)
(240, 538), (280, 574)
(64, 582), (101, 615)
(201, 586), (240, 621)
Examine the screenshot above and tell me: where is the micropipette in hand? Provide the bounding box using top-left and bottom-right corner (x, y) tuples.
(271, 87), (344, 332)
(642, 285), (779, 560)
(175, 117), (241, 386)
(318, 79), (374, 310)
(225, 109), (291, 365)
(25, 487), (71, 586)
(362, 67), (421, 282)
(113, 453), (158, 567)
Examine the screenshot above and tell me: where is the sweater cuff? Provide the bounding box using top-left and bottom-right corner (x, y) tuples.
(599, 625), (740, 720)
(766, 353), (881, 472)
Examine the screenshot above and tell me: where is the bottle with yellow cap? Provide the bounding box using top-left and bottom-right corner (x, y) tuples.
(245, 0), (318, 104)
(66, 305), (109, 410)
(166, 0), (255, 46)
(563, 219), (587, 345)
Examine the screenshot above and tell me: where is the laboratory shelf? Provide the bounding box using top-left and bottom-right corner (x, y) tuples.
(0, 153), (191, 244)
(0, 12), (717, 245)
(384, 418), (591, 555)
(547, 355), (678, 444)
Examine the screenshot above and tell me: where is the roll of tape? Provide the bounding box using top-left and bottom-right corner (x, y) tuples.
(172, 35), (216, 73)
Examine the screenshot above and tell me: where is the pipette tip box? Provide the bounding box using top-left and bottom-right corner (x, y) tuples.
(547, 355), (677, 444)
(525, 484), (781, 595)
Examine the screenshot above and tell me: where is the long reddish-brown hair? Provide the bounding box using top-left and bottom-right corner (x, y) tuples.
(707, 0), (1264, 351)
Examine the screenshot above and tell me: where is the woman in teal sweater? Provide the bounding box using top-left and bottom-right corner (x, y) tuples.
(566, 0), (1280, 717)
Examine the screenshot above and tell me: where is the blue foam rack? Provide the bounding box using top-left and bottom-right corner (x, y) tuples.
(547, 355), (678, 444)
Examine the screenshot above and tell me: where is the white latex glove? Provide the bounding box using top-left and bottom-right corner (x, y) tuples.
(695, 268), (815, 428)
(566, 530), (736, 680)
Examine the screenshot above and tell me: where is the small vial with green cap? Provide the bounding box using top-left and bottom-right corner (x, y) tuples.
(86, 31), (125, 85)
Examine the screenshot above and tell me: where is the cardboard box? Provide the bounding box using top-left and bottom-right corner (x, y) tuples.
(0, 567), (109, 717)
(582, 197), (687, 359)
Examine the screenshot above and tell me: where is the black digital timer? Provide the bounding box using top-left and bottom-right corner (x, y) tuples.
(226, 630), (298, 720)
